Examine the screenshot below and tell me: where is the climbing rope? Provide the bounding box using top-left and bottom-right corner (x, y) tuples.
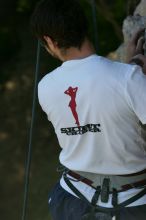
(21, 41), (41, 220)
(91, 0), (98, 52)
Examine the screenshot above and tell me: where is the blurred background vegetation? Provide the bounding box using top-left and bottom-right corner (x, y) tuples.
(0, 0), (140, 220)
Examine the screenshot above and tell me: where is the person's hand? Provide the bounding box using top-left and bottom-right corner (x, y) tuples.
(126, 28), (145, 63)
(130, 54), (146, 74)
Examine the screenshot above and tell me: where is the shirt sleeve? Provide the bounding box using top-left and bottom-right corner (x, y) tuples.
(125, 65), (146, 124)
(38, 79), (51, 121)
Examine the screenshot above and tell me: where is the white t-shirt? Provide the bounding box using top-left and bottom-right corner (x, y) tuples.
(38, 54), (146, 206)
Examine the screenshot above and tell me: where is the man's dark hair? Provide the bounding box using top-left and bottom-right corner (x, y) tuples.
(31, 0), (88, 49)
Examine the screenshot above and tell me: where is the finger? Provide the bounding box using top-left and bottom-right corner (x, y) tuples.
(130, 54), (145, 66)
(130, 28), (145, 45)
(130, 58), (144, 67)
(136, 36), (145, 54)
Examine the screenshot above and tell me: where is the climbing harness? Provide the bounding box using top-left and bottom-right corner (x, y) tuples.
(63, 169), (146, 220)
(21, 41), (41, 220)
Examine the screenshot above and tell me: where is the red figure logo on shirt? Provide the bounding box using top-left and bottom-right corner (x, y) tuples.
(64, 86), (80, 126)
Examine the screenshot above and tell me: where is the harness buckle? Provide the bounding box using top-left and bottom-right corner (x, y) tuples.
(101, 178), (110, 203)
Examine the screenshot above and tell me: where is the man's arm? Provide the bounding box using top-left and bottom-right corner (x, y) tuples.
(126, 28), (146, 74)
(126, 28), (145, 63)
(125, 64), (146, 125)
(130, 54), (146, 75)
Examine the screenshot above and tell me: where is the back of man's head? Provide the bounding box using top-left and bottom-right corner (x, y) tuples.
(31, 0), (88, 49)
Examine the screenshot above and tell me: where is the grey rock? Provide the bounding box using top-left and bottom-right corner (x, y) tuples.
(134, 0), (146, 16)
(108, 0), (146, 62)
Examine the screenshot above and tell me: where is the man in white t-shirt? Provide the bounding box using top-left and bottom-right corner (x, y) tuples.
(31, 0), (146, 219)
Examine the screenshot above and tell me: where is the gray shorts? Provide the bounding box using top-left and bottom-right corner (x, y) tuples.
(48, 182), (146, 220)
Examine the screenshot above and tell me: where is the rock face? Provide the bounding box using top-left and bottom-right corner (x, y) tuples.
(123, 15), (146, 43)
(108, 0), (146, 62)
(134, 0), (146, 16)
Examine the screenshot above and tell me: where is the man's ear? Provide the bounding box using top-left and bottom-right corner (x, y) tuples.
(44, 36), (58, 48)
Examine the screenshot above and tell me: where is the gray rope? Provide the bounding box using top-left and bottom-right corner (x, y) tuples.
(21, 40), (41, 220)
(91, 0), (98, 52)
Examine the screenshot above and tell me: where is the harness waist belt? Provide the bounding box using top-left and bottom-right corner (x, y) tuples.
(68, 170), (146, 192)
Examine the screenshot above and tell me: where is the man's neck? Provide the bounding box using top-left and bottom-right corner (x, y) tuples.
(59, 38), (96, 62)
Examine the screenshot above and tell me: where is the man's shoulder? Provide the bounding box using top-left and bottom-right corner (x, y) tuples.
(100, 56), (138, 78)
(99, 56), (133, 70)
(38, 66), (60, 90)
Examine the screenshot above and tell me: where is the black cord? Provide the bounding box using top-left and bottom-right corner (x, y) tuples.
(91, 0), (98, 52)
(21, 41), (41, 220)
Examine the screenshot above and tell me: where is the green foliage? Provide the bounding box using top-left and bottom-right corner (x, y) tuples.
(0, 27), (19, 62)
(93, 0), (127, 54)
(17, 0), (31, 12)
(0, 0), (128, 64)
(113, 0), (127, 22)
